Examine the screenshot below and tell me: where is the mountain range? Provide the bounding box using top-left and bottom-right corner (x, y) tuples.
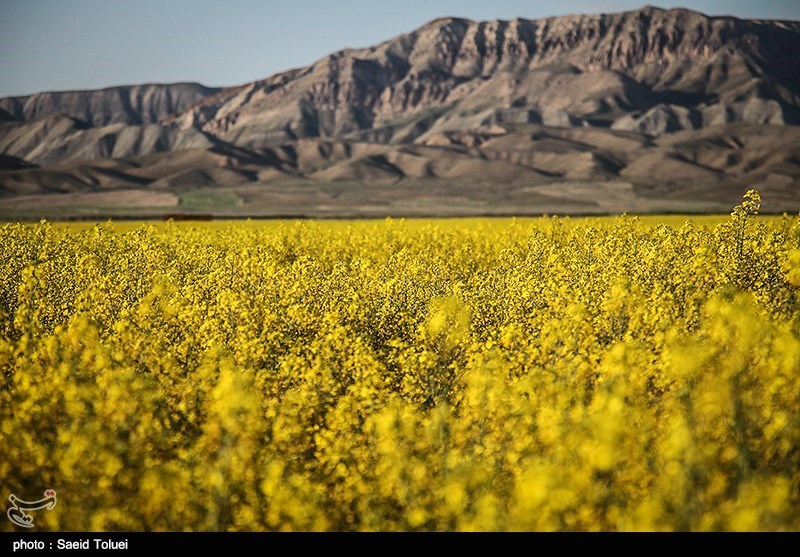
(2, 5), (799, 218)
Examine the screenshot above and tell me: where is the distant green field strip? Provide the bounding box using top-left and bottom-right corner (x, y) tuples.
(178, 190), (242, 209)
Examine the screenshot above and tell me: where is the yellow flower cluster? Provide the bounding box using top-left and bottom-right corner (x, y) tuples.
(1, 192), (798, 531)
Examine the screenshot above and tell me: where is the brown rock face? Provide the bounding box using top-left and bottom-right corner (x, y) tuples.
(166, 6), (800, 146)
(0, 83), (221, 126)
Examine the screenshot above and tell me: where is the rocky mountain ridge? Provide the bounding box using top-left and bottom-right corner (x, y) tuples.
(165, 6), (800, 146)
(1, 82), (220, 127)
(1, 6), (799, 217)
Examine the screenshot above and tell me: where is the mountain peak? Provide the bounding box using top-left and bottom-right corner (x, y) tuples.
(163, 6), (799, 146)
(422, 16), (474, 28)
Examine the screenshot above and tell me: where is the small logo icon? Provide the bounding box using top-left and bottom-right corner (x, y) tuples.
(7, 490), (57, 528)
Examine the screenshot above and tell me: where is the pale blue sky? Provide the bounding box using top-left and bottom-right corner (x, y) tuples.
(1, 0), (798, 97)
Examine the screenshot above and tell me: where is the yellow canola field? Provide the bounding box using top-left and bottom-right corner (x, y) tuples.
(1, 191), (799, 531)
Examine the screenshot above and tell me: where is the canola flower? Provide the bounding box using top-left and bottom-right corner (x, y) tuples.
(0, 191), (798, 531)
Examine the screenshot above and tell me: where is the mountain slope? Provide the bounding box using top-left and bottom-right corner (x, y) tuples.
(0, 114), (216, 167)
(167, 6), (800, 147)
(0, 82), (221, 126)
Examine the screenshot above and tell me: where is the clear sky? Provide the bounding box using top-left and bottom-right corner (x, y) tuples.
(1, 0), (799, 98)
